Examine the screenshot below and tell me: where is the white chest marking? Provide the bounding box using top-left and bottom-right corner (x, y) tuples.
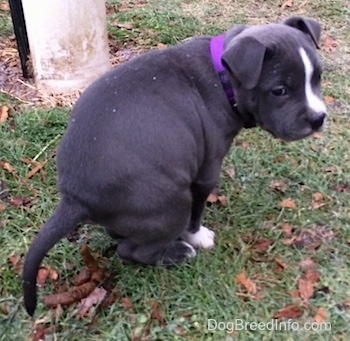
(299, 48), (327, 114)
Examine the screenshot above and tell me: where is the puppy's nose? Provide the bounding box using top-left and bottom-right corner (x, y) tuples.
(308, 113), (326, 130)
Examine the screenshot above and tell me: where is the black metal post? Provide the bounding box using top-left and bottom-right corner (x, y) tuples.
(8, 0), (30, 78)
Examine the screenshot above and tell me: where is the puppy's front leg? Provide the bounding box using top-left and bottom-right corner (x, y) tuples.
(181, 183), (215, 249)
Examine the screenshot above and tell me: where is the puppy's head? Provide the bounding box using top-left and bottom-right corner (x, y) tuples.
(222, 17), (327, 141)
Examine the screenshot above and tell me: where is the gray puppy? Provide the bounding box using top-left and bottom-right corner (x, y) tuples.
(23, 16), (327, 316)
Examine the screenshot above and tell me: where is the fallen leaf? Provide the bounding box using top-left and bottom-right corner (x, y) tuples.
(250, 239), (272, 253)
(299, 258), (315, 269)
(0, 200), (5, 213)
(37, 267), (50, 287)
(324, 95), (335, 105)
(225, 166), (236, 179)
(77, 287), (107, 317)
(8, 255), (23, 275)
(325, 166), (337, 173)
(289, 290), (300, 299)
(314, 307), (327, 323)
(149, 300), (166, 325)
(120, 297), (133, 310)
(304, 269), (320, 283)
(217, 195), (227, 206)
(206, 193), (218, 203)
(32, 325), (49, 341)
(0, 160), (15, 174)
(274, 257), (288, 271)
(235, 272), (257, 294)
(0, 3), (10, 11)
(206, 193), (227, 206)
(274, 305), (303, 319)
(280, 0), (293, 10)
(322, 35), (338, 53)
(270, 179), (288, 192)
(157, 43), (167, 49)
(334, 183), (350, 193)
(298, 278), (314, 302)
(279, 222), (293, 237)
(312, 132), (323, 139)
(9, 195), (32, 207)
(0, 106), (9, 123)
(311, 192), (326, 209)
(278, 199), (297, 209)
(26, 161), (46, 180)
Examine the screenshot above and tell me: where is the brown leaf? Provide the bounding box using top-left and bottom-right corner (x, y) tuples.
(206, 193), (227, 206)
(322, 35), (338, 53)
(274, 305), (303, 319)
(314, 307), (327, 323)
(235, 272), (257, 294)
(299, 258), (316, 269)
(217, 195), (227, 206)
(26, 161), (46, 180)
(298, 278), (314, 302)
(250, 239), (272, 253)
(0, 160), (15, 174)
(120, 297), (133, 310)
(280, 0), (293, 10)
(312, 132), (323, 139)
(279, 222), (293, 237)
(8, 255), (23, 275)
(32, 325), (49, 341)
(225, 166), (236, 179)
(0, 3), (10, 11)
(324, 95), (335, 105)
(311, 192), (326, 209)
(9, 195), (32, 207)
(77, 287), (107, 317)
(278, 198), (297, 209)
(37, 267), (50, 287)
(289, 290), (300, 299)
(149, 300), (166, 325)
(0, 200), (6, 213)
(49, 267), (59, 281)
(274, 257), (288, 271)
(157, 43), (167, 49)
(206, 193), (218, 203)
(304, 269), (320, 284)
(0, 106), (9, 123)
(270, 179), (288, 193)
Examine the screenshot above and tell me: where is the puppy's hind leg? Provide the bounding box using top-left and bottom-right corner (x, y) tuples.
(117, 239), (197, 266)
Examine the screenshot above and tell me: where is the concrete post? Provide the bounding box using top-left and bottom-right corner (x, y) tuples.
(22, 0), (111, 94)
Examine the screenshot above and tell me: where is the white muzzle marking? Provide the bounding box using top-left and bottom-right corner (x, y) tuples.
(299, 48), (327, 115)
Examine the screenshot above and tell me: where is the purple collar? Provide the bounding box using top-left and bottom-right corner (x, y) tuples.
(210, 35), (256, 129)
(210, 34), (235, 107)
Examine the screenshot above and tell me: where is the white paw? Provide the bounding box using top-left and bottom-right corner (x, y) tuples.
(181, 225), (215, 249)
(181, 241), (197, 258)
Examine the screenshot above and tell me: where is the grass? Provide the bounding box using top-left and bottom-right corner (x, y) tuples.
(1, 0), (350, 340)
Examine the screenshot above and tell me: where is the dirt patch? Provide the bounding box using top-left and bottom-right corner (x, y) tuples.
(0, 35), (144, 108)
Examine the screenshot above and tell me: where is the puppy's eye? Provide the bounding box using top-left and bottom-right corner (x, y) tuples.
(270, 86), (287, 96)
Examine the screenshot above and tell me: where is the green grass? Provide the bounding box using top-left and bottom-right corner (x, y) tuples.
(1, 0), (350, 340)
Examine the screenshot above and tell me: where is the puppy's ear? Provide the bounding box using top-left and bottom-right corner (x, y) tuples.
(283, 16), (321, 49)
(222, 36), (267, 90)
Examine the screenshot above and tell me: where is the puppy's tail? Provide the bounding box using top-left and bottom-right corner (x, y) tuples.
(22, 196), (88, 316)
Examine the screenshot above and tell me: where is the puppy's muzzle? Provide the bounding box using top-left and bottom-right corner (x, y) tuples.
(308, 112), (326, 130)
